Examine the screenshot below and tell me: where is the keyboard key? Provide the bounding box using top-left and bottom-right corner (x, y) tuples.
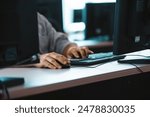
(88, 52), (113, 59)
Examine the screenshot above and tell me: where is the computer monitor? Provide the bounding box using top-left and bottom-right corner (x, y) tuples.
(73, 9), (83, 23)
(37, 0), (63, 32)
(0, 0), (39, 67)
(113, 0), (150, 55)
(84, 3), (115, 40)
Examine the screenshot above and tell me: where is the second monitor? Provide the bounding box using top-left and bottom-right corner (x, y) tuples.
(84, 2), (115, 40)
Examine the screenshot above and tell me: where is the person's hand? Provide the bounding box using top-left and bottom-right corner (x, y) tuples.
(35, 52), (70, 69)
(64, 46), (94, 59)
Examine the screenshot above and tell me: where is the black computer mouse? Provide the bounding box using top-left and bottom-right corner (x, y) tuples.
(61, 63), (71, 69)
(56, 60), (71, 69)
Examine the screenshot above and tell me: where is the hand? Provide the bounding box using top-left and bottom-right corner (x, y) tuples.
(35, 52), (70, 69)
(65, 46), (93, 59)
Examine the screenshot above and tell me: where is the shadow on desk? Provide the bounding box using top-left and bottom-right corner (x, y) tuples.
(18, 72), (150, 100)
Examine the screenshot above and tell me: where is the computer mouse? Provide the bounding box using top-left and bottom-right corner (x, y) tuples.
(56, 60), (71, 69)
(61, 63), (71, 69)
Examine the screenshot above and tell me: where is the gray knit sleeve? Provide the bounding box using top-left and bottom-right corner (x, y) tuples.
(37, 13), (73, 54)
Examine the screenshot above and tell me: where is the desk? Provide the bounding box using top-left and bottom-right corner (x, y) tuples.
(0, 49), (150, 99)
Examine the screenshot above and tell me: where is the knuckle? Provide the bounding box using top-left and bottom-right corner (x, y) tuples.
(51, 52), (56, 54)
(49, 52), (56, 56)
(50, 59), (55, 63)
(56, 55), (64, 61)
(82, 46), (87, 49)
(57, 54), (63, 58)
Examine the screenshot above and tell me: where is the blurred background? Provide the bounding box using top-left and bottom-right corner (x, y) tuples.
(37, 0), (116, 52)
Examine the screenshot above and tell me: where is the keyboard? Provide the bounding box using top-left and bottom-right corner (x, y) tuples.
(70, 52), (126, 66)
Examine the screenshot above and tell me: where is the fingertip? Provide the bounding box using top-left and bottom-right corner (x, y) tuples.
(73, 53), (79, 58)
(89, 50), (94, 54)
(67, 60), (71, 64)
(63, 61), (67, 65)
(75, 55), (80, 58)
(68, 56), (71, 59)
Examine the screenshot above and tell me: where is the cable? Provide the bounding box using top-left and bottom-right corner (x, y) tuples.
(71, 63), (104, 68)
(3, 85), (10, 99)
(0, 84), (10, 99)
(118, 54), (148, 73)
(0, 82), (4, 99)
(125, 54), (150, 58)
(16, 53), (40, 65)
(71, 58), (144, 74)
(130, 63), (144, 73)
(85, 62), (107, 68)
(70, 59), (115, 68)
(0, 53), (40, 69)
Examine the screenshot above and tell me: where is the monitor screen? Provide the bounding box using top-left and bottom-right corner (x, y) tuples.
(0, 0), (39, 67)
(113, 0), (150, 55)
(84, 3), (115, 40)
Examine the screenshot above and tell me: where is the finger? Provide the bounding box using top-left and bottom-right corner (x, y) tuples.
(78, 48), (86, 58)
(66, 54), (72, 59)
(49, 52), (69, 65)
(56, 54), (70, 65)
(71, 49), (80, 58)
(66, 52), (73, 58)
(43, 60), (56, 69)
(45, 56), (62, 69)
(88, 50), (94, 54)
(46, 63), (56, 69)
(83, 47), (94, 56)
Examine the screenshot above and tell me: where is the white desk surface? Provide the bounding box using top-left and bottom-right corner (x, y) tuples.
(0, 49), (150, 99)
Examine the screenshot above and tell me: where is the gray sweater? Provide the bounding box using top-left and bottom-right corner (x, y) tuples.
(38, 13), (72, 54)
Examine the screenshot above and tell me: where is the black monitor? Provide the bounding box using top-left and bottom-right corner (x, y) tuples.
(113, 0), (150, 55)
(73, 9), (83, 23)
(84, 3), (115, 40)
(37, 0), (63, 32)
(0, 0), (39, 67)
